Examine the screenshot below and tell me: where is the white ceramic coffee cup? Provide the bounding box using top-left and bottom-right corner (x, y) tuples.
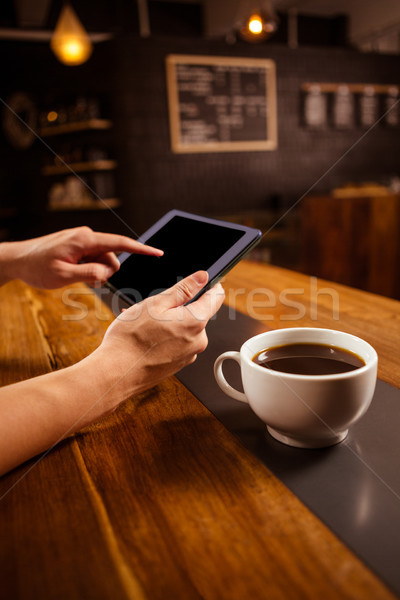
(214, 328), (378, 448)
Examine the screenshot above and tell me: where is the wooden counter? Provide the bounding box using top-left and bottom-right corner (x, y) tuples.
(0, 261), (399, 599)
(300, 193), (400, 299)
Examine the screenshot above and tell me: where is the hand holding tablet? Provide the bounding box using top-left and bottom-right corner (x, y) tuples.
(106, 210), (261, 305)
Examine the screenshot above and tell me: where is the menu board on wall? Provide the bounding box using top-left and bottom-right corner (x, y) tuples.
(384, 87), (399, 127)
(166, 55), (277, 153)
(301, 82), (400, 131)
(332, 85), (355, 129)
(359, 86), (378, 127)
(303, 85), (328, 127)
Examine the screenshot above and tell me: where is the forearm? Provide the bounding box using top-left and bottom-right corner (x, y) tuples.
(0, 271), (224, 476)
(0, 241), (25, 286)
(0, 350), (127, 476)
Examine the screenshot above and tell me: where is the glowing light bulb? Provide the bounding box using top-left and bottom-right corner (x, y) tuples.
(47, 111), (58, 123)
(248, 15), (263, 34)
(62, 40), (85, 62)
(51, 4), (92, 66)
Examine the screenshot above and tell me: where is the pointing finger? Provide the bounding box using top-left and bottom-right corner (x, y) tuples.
(84, 232), (164, 257)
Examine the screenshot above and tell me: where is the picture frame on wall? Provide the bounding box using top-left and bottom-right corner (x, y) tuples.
(166, 54), (277, 153)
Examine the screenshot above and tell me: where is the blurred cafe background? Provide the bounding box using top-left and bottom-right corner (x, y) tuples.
(1, 0), (400, 298)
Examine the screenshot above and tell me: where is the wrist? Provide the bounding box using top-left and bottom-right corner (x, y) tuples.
(71, 348), (139, 424)
(0, 240), (26, 286)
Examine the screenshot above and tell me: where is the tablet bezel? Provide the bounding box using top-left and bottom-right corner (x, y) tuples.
(107, 209), (261, 305)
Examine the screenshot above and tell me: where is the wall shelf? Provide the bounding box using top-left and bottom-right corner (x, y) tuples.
(48, 198), (121, 212)
(42, 159), (117, 176)
(301, 82), (399, 94)
(38, 119), (113, 137)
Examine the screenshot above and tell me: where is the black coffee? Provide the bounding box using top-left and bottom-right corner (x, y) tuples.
(252, 343), (365, 375)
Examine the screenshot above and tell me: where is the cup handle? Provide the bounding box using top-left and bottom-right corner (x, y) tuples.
(214, 351), (248, 404)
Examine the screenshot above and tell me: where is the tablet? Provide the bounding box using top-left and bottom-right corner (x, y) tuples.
(106, 209), (261, 305)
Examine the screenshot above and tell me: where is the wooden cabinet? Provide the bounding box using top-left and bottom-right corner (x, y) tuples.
(300, 194), (400, 298)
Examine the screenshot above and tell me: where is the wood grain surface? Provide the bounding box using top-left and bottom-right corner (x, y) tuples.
(223, 261), (400, 388)
(300, 194), (400, 299)
(0, 265), (398, 600)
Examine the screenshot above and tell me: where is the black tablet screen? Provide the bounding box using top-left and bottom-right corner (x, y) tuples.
(108, 216), (245, 303)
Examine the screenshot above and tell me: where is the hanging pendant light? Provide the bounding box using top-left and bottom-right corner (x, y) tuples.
(236, 1), (278, 43)
(51, 3), (93, 66)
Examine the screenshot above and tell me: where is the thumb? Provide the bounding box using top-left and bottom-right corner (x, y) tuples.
(61, 261), (114, 284)
(157, 271), (209, 309)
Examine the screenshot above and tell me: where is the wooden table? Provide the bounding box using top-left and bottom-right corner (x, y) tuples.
(0, 261), (399, 600)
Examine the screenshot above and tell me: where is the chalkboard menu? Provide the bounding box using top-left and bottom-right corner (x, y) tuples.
(166, 55), (277, 153)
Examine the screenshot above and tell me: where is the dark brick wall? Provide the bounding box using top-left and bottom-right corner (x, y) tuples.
(0, 40), (120, 239)
(113, 36), (400, 234)
(1, 35), (400, 241)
